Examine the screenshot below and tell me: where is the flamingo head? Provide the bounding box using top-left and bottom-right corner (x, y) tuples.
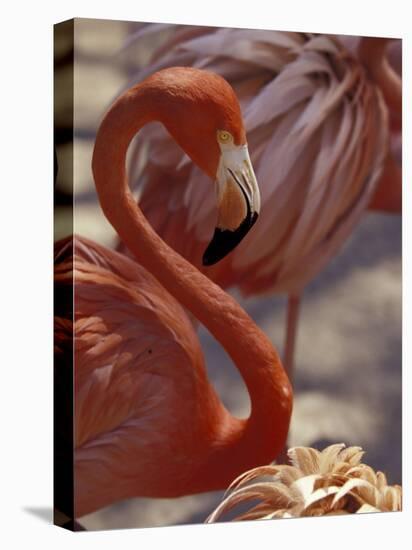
(152, 67), (261, 265)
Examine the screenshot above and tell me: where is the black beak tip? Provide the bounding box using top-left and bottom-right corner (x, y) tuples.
(202, 212), (258, 266)
(202, 248), (217, 267)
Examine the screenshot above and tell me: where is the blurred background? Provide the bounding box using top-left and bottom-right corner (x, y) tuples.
(54, 18), (401, 530)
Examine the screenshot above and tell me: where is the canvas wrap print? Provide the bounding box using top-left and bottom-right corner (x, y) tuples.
(53, 18), (402, 531)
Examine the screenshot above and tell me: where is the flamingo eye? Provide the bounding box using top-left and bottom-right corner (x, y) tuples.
(217, 130), (233, 145)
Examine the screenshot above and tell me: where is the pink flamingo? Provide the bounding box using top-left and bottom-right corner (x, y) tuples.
(119, 29), (401, 378)
(55, 67), (292, 517)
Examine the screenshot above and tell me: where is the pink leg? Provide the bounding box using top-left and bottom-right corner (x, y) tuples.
(277, 293), (302, 464)
(283, 293), (302, 385)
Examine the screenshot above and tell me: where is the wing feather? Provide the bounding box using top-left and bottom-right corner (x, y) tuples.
(55, 236), (206, 451)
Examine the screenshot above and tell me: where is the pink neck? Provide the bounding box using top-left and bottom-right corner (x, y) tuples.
(358, 38), (402, 215)
(92, 80), (292, 486)
(358, 37), (401, 118)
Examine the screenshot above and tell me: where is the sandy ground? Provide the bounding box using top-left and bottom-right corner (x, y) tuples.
(55, 19), (402, 530)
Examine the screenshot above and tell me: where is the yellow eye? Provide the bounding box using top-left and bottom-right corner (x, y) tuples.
(217, 130), (233, 144)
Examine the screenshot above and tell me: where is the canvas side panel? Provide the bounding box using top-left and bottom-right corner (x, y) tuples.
(53, 18), (76, 532)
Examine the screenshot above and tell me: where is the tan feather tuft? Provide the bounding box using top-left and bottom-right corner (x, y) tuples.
(206, 444), (402, 522)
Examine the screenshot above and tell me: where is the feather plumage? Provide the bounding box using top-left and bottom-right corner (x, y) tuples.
(56, 224), (292, 517)
(206, 444), (402, 521)
(55, 235), (225, 516)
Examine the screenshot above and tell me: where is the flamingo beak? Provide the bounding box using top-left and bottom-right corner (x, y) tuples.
(202, 145), (260, 266)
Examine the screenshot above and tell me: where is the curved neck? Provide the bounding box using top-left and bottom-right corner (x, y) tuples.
(92, 80), (292, 480)
(368, 149), (402, 213)
(358, 37), (401, 118)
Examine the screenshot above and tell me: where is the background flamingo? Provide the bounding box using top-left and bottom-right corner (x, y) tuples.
(118, 28), (401, 377)
(55, 67), (292, 519)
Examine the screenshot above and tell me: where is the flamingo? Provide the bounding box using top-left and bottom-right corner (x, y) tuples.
(118, 29), (401, 378)
(55, 67), (293, 518)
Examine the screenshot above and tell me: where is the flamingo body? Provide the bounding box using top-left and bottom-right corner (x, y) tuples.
(56, 235), (288, 517)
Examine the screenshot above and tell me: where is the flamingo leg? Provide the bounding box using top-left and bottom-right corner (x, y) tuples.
(276, 293), (301, 464)
(283, 293), (302, 386)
